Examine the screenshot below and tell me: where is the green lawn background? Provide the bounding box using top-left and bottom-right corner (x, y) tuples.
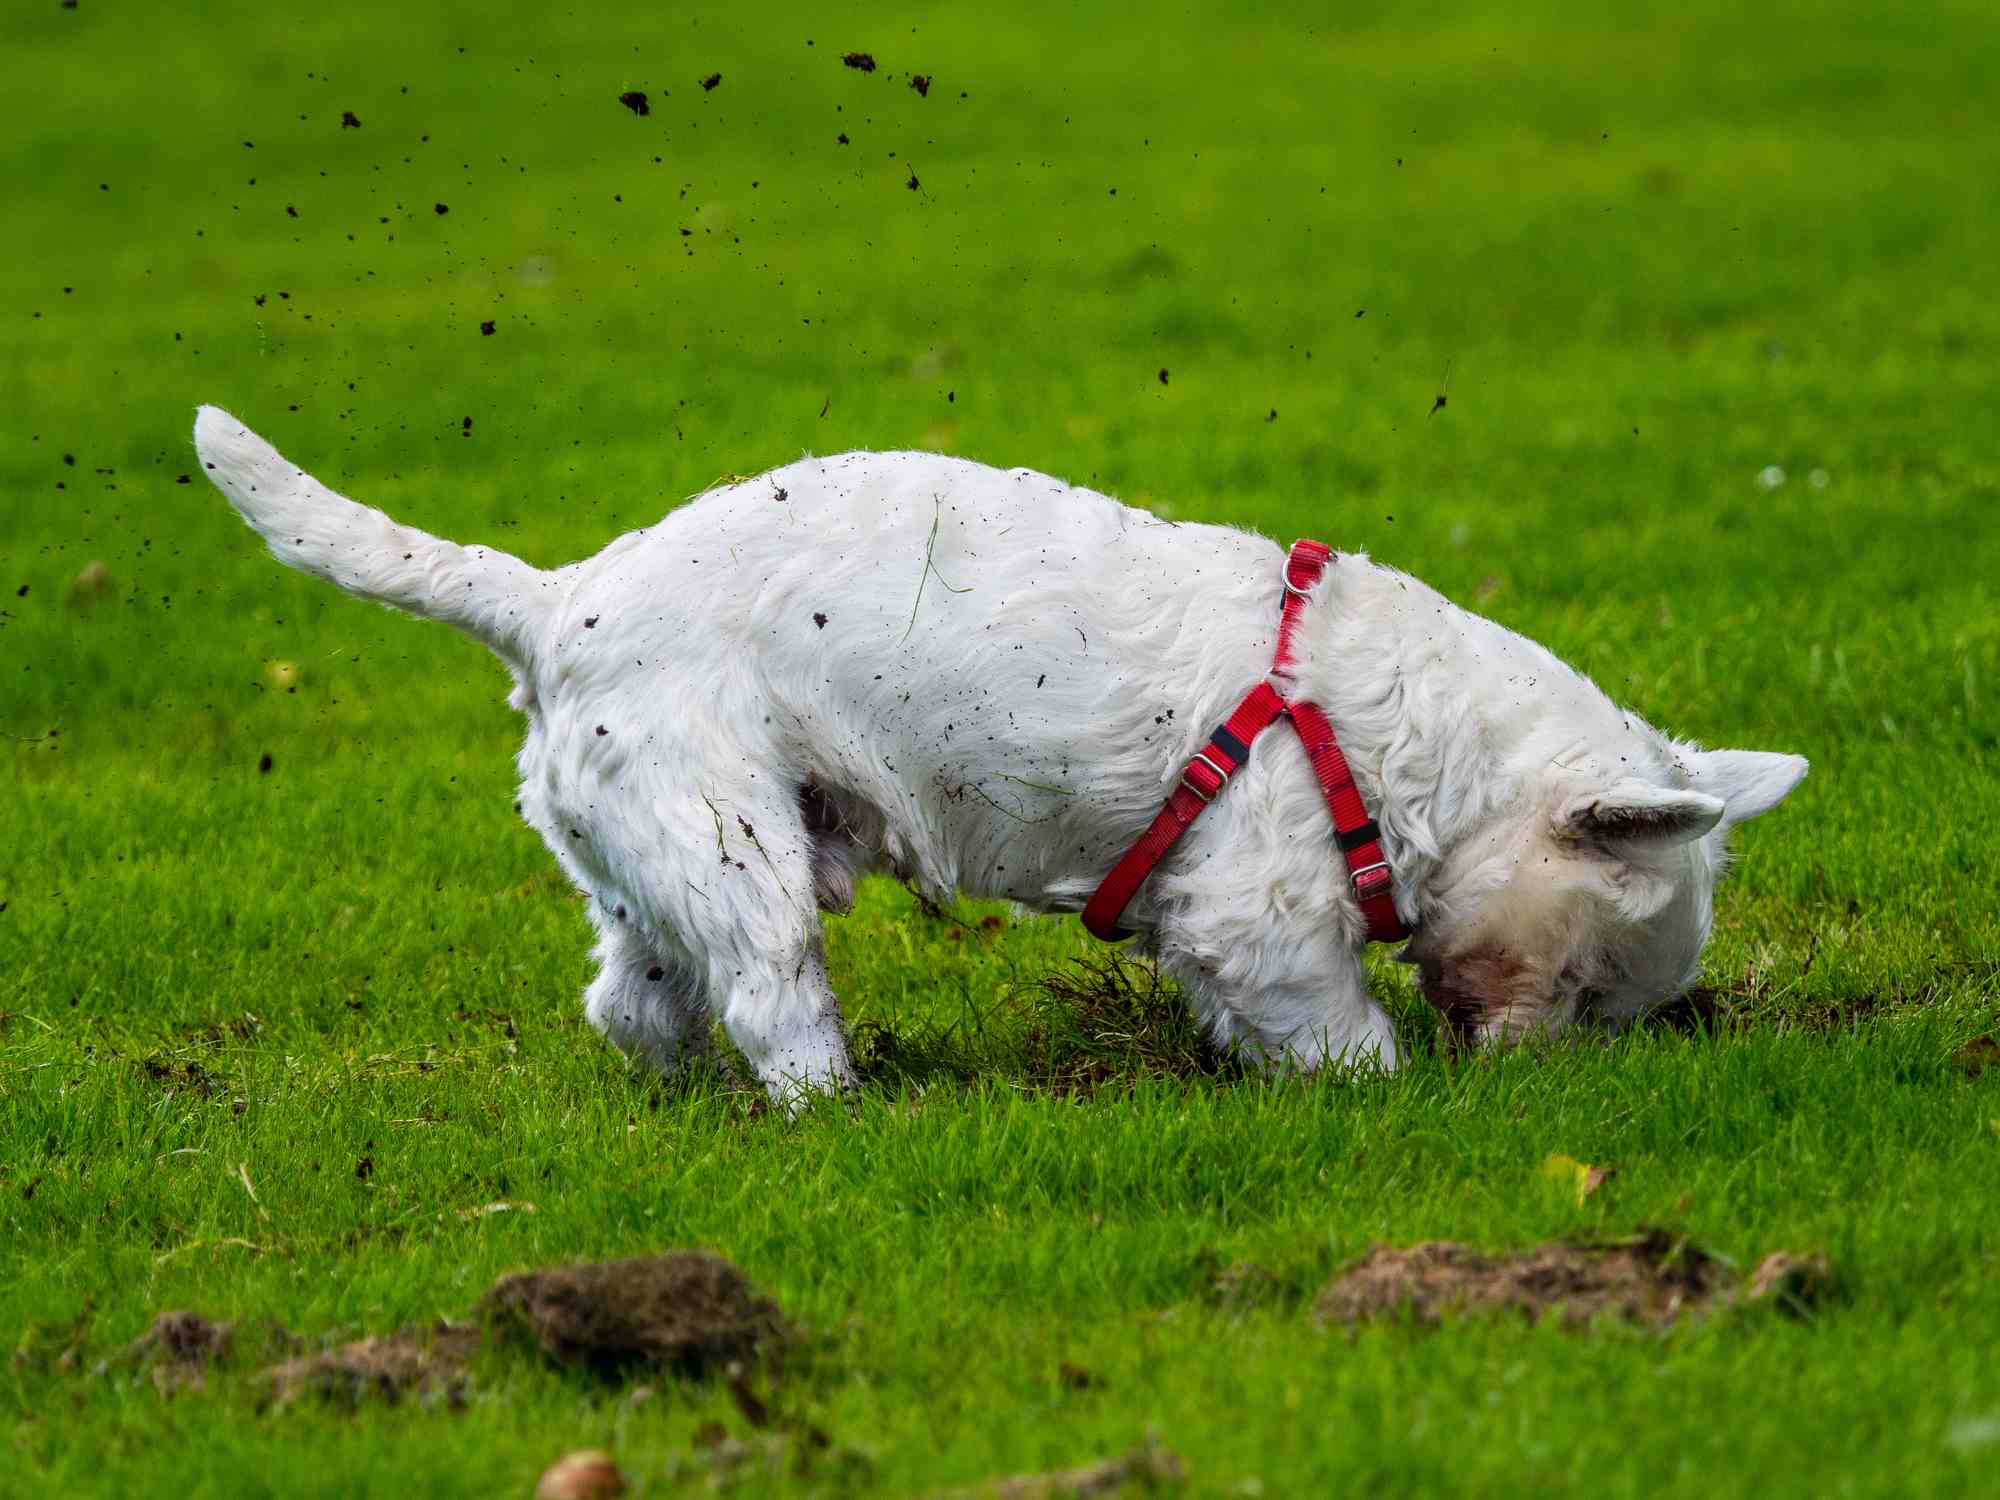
(3, 1), (1998, 1495)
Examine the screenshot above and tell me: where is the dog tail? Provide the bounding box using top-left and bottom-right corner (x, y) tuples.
(194, 405), (553, 667)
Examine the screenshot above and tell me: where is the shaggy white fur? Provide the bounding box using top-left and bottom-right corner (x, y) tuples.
(194, 406), (1806, 1098)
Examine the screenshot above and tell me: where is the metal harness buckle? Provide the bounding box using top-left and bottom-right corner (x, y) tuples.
(1180, 751), (1230, 804)
(1349, 860), (1392, 900)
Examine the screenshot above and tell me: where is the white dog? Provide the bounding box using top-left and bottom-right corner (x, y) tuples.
(194, 407), (1805, 1097)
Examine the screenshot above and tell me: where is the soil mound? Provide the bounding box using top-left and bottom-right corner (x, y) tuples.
(483, 1251), (789, 1376)
(262, 1321), (482, 1408)
(1314, 1229), (1725, 1329)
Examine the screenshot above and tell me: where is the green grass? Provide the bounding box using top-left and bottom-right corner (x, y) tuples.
(4, 0), (2000, 1493)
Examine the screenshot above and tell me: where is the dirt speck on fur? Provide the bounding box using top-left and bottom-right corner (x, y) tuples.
(1314, 1230), (1730, 1329)
(262, 1321), (481, 1408)
(484, 1252), (788, 1376)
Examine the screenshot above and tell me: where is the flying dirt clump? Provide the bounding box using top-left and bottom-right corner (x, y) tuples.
(483, 1251), (790, 1376)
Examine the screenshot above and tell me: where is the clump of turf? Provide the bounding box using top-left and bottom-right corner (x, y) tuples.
(1314, 1229), (1727, 1329)
(1020, 952), (1232, 1094)
(482, 1252), (789, 1377)
(262, 1321), (481, 1409)
(206, 1252), (792, 1407)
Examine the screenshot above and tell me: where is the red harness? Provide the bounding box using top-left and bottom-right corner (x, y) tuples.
(1081, 539), (1409, 946)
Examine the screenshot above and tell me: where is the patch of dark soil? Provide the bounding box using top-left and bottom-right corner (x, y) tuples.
(1956, 1035), (1999, 1077)
(262, 1320), (480, 1408)
(848, 1017), (919, 1084)
(1648, 986), (1738, 1033)
(484, 1252), (788, 1377)
(928, 1438), (1184, 1498)
(139, 1054), (222, 1097)
(453, 1003), (519, 1038)
(1314, 1229), (1727, 1329)
(1022, 952), (1233, 1095)
(1056, 1359), (1098, 1391)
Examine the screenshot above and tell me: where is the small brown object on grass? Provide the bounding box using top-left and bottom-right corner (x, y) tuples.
(1057, 1359), (1098, 1391)
(1956, 1035), (1999, 1077)
(1314, 1229), (1725, 1329)
(262, 1321), (481, 1408)
(484, 1251), (788, 1376)
(535, 1450), (627, 1500)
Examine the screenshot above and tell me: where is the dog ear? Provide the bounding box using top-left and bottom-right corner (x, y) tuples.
(1684, 750), (1808, 824)
(1555, 779), (1725, 850)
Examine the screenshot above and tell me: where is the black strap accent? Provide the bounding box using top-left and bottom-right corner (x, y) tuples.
(1210, 724), (1251, 764)
(1336, 819), (1381, 852)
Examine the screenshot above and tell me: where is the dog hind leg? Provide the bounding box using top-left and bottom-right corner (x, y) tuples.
(634, 777), (857, 1103)
(581, 916), (716, 1077)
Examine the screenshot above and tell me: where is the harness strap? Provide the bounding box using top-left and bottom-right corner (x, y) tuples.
(1079, 539), (1408, 945)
